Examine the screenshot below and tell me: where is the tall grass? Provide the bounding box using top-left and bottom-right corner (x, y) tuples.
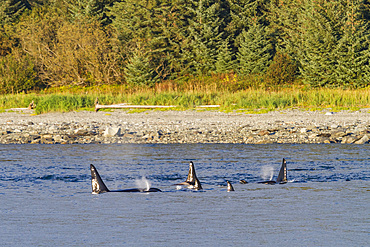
(0, 82), (369, 114)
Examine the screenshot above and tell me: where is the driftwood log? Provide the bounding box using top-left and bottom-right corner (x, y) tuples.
(94, 98), (220, 112)
(95, 103), (177, 112)
(196, 105), (221, 108)
(5, 101), (36, 112)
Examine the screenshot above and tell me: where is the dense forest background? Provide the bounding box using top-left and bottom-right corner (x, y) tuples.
(1, 0), (370, 94)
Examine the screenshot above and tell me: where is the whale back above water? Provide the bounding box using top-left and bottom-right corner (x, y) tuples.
(90, 164), (161, 193)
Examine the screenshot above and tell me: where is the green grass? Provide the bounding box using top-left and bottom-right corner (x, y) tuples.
(0, 84), (369, 114)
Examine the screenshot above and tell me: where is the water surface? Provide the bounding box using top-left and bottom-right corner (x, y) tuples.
(1, 144), (369, 246)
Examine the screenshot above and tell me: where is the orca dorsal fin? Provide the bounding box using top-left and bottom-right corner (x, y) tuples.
(193, 176), (203, 190)
(90, 164), (110, 194)
(189, 161), (202, 190)
(227, 181), (235, 192)
(185, 161), (196, 183)
(276, 159), (287, 183)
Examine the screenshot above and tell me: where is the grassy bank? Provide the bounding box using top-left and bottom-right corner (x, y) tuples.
(0, 83), (369, 114)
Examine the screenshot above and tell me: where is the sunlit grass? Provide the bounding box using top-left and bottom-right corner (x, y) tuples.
(0, 79), (369, 114)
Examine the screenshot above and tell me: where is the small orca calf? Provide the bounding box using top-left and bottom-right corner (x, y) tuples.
(227, 181), (235, 192)
(90, 164), (161, 194)
(175, 161), (202, 190)
(258, 158), (288, 185)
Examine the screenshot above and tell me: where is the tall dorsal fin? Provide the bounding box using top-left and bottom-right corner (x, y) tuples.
(227, 181), (235, 192)
(187, 161), (202, 190)
(185, 161), (196, 183)
(90, 164), (110, 194)
(276, 159), (287, 183)
(193, 176), (202, 190)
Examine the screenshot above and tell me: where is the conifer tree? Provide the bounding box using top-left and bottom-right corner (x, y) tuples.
(124, 46), (157, 87)
(215, 39), (234, 74)
(227, 0), (265, 48)
(236, 21), (273, 76)
(147, 0), (189, 79)
(180, 0), (227, 75)
(295, 0), (342, 87)
(266, 0), (301, 54)
(334, 0), (370, 88)
(0, 0), (25, 25)
(109, 0), (188, 80)
(64, 0), (115, 24)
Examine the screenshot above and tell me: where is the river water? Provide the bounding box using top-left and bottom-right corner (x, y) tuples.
(1, 144), (369, 246)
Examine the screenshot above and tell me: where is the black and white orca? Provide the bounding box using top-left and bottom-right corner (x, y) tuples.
(90, 164), (161, 194)
(227, 181), (235, 192)
(175, 161), (202, 190)
(258, 158), (288, 185)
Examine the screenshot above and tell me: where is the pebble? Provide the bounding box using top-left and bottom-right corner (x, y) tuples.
(0, 109), (369, 145)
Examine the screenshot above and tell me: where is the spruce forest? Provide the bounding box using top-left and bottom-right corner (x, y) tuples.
(1, 0), (370, 94)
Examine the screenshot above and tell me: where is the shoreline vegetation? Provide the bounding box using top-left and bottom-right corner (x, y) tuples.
(1, 1), (369, 144)
(2, 1), (370, 96)
(0, 84), (369, 145)
(1, 84), (369, 114)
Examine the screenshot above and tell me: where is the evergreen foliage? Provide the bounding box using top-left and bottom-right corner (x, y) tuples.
(298, 15), (336, 85)
(237, 21), (273, 76)
(295, 1), (344, 87)
(333, 0), (370, 88)
(124, 46), (157, 87)
(215, 39), (234, 74)
(266, 0), (301, 53)
(109, 0), (186, 79)
(1, 0), (370, 93)
(227, 0), (265, 48)
(63, 0), (117, 24)
(181, 0), (226, 75)
(0, 0), (26, 25)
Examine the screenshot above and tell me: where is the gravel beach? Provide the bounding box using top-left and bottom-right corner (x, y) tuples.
(0, 109), (369, 144)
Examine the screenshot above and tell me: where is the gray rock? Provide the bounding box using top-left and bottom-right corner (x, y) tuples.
(258, 130), (269, 136)
(331, 131), (347, 138)
(75, 129), (90, 136)
(0, 109), (369, 144)
(341, 136), (356, 144)
(354, 134), (369, 144)
(103, 127), (121, 137)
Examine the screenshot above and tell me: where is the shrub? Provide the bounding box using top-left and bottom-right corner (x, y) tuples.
(264, 52), (298, 86)
(16, 8), (122, 87)
(0, 49), (42, 94)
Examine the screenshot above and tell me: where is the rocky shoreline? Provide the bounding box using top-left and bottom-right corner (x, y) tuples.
(0, 109), (369, 145)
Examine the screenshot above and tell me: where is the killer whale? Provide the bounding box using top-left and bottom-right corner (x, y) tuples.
(227, 181), (235, 192)
(258, 158), (288, 185)
(175, 161), (202, 190)
(90, 164), (161, 194)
